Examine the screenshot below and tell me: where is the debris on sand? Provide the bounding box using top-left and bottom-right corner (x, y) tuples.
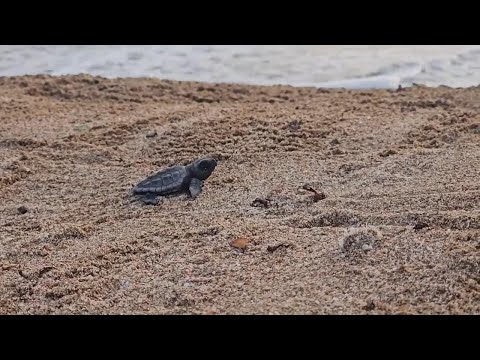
(267, 242), (292, 253)
(251, 197), (271, 208)
(17, 205), (28, 214)
(413, 222), (429, 230)
(301, 183), (326, 202)
(363, 299), (376, 311)
(379, 149), (397, 157)
(230, 237), (250, 252)
(339, 226), (383, 254)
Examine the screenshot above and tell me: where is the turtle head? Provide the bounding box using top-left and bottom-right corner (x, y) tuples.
(190, 157), (217, 180)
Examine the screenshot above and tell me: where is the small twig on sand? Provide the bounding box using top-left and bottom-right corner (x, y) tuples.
(301, 184), (326, 202)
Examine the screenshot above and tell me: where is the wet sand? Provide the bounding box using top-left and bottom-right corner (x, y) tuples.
(0, 75), (479, 314)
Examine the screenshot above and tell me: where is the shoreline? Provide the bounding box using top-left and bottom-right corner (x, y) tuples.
(0, 75), (479, 314)
(2, 73), (479, 91)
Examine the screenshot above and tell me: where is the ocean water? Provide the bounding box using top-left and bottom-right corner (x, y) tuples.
(1, 45), (480, 89)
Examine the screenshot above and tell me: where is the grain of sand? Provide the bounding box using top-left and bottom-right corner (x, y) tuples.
(0, 75), (479, 314)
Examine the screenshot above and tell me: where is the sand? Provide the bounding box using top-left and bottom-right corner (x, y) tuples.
(0, 75), (479, 315)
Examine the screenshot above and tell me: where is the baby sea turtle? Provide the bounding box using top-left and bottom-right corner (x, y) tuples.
(132, 157), (217, 205)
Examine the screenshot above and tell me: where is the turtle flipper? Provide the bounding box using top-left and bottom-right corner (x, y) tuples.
(188, 178), (203, 199)
(139, 193), (163, 205)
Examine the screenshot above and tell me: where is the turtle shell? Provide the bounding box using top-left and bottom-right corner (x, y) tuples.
(133, 165), (188, 195)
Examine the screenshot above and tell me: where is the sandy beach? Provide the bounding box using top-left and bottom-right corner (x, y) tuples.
(0, 74), (479, 314)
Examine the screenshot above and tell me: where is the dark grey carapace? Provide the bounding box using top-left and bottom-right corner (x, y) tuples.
(132, 157), (217, 205)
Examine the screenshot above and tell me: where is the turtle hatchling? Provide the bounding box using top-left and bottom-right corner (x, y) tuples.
(131, 157), (217, 205)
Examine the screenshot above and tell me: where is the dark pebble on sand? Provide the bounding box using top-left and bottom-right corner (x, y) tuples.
(413, 222), (429, 230)
(17, 206), (28, 214)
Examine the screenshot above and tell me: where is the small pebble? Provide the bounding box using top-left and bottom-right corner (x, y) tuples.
(362, 244), (373, 252)
(413, 222), (429, 230)
(17, 206), (28, 214)
(146, 131), (157, 138)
